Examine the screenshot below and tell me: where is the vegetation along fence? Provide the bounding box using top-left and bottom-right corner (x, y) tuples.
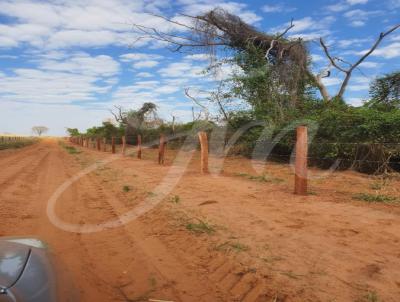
(67, 127), (317, 196)
(0, 136), (37, 150)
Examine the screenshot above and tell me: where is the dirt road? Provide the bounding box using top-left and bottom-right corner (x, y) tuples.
(0, 139), (399, 301)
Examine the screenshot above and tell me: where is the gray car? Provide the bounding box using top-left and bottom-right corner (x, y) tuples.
(0, 237), (78, 302)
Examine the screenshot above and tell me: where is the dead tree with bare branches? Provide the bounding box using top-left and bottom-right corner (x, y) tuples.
(130, 8), (399, 104)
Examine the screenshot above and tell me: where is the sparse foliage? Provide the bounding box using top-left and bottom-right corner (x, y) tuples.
(32, 126), (49, 136)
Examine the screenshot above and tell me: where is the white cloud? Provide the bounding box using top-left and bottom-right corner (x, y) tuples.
(326, 3), (349, 12)
(360, 42), (400, 59)
(326, 0), (369, 12)
(343, 9), (382, 27)
(387, 0), (400, 9)
(0, 0), (174, 50)
(154, 86), (181, 94)
(136, 72), (153, 78)
(178, 0), (262, 24)
(158, 62), (206, 78)
(347, 76), (371, 91)
(322, 77), (342, 86)
(120, 53), (163, 62)
(272, 16), (335, 40)
(337, 38), (371, 48)
(311, 54), (325, 62)
(184, 54), (210, 61)
(350, 20), (365, 27)
(37, 53), (120, 77)
(261, 4), (296, 13)
(0, 52), (119, 107)
(133, 60), (159, 68)
(346, 0), (368, 4)
(358, 61), (382, 68)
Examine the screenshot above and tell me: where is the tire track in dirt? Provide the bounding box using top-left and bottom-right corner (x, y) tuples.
(2, 139), (400, 301)
(0, 149), (51, 232)
(66, 161), (228, 301)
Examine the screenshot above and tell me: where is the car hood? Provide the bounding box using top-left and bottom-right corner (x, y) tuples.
(0, 241), (30, 289)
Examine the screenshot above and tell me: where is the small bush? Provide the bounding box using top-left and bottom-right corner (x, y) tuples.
(65, 146), (81, 154)
(0, 138), (37, 150)
(169, 195), (180, 203)
(122, 185), (131, 192)
(353, 193), (397, 203)
(186, 220), (215, 234)
(216, 241), (249, 252)
(235, 172), (283, 183)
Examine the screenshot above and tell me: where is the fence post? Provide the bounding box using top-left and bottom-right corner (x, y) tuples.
(158, 134), (166, 165)
(103, 138), (107, 151)
(97, 138), (101, 151)
(137, 134), (142, 159)
(198, 131), (209, 174)
(111, 137), (116, 154)
(294, 125), (308, 195)
(121, 136), (126, 156)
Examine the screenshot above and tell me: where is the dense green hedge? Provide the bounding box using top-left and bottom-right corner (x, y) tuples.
(70, 100), (400, 174)
(226, 101), (400, 173)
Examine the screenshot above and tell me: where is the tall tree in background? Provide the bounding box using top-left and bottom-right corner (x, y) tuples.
(367, 71), (400, 111)
(111, 102), (158, 136)
(32, 126), (49, 136)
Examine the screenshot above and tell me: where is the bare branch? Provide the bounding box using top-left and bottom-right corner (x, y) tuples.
(185, 88), (209, 120)
(276, 18), (295, 39)
(319, 38), (348, 73)
(317, 23), (400, 101)
(351, 23), (400, 71)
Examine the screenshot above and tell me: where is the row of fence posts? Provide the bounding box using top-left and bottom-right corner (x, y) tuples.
(69, 126), (308, 195)
(0, 136), (25, 142)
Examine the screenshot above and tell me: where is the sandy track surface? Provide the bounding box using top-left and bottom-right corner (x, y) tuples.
(0, 139), (399, 302)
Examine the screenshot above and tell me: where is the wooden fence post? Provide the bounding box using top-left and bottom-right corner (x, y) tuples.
(103, 138), (107, 151)
(121, 136), (126, 156)
(198, 131), (209, 174)
(111, 137), (116, 154)
(158, 134), (166, 165)
(97, 138), (101, 151)
(294, 126), (308, 195)
(137, 134), (142, 159)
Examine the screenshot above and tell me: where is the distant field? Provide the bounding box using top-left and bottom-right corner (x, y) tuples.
(0, 136), (38, 150)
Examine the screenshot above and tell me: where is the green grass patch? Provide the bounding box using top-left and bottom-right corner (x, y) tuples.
(0, 138), (37, 150)
(356, 291), (380, 302)
(59, 141), (81, 154)
(64, 145), (81, 154)
(122, 185), (132, 192)
(169, 195), (180, 204)
(215, 241), (250, 253)
(353, 193), (397, 203)
(364, 291), (379, 302)
(369, 183), (383, 190)
(235, 172), (284, 183)
(186, 220), (215, 234)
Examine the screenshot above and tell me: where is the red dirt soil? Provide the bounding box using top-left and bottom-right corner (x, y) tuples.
(0, 139), (399, 302)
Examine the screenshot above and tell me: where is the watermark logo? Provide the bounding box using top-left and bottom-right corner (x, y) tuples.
(47, 119), (336, 233)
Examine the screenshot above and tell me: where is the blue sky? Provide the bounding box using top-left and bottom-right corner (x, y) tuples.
(0, 0), (399, 136)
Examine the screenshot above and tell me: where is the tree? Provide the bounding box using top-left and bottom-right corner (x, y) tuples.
(312, 25), (400, 102)
(32, 126), (48, 136)
(130, 9), (399, 103)
(110, 102), (158, 135)
(66, 128), (80, 137)
(366, 71), (400, 111)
